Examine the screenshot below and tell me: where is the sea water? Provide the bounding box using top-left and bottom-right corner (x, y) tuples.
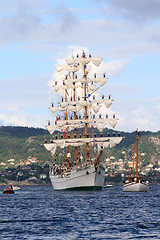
(0, 185), (159, 240)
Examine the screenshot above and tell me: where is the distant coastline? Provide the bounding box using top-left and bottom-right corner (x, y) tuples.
(0, 179), (51, 186)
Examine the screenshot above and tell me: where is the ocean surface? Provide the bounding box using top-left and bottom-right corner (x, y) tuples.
(0, 185), (159, 240)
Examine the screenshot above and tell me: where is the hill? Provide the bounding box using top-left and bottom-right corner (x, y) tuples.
(0, 126), (159, 162)
(0, 126), (159, 184)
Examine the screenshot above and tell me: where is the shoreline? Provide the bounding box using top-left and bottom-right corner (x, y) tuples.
(0, 179), (51, 186)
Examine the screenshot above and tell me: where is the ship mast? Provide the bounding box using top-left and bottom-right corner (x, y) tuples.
(72, 72), (78, 167)
(44, 50), (124, 170)
(83, 53), (89, 165)
(65, 76), (70, 170)
(132, 144), (135, 178)
(135, 129), (139, 180)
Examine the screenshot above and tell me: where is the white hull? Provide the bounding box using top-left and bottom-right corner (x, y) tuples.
(12, 186), (20, 191)
(50, 164), (105, 190)
(123, 181), (149, 192)
(104, 184), (113, 188)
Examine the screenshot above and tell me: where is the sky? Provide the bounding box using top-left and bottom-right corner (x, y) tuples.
(0, 0), (160, 132)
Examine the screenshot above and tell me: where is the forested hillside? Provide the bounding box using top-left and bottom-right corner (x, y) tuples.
(0, 126), (159, 165)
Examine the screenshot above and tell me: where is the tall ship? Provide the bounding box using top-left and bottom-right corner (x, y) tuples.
(43, 50), (123, 190)
(123, 129), (149, 192)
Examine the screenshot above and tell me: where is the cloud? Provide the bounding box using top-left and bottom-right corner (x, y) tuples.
(49, 47), (130, 89)
(0, 108), (47, 128)
(98, 59), (130, 77)
(0, 109), (31, 127)
(53, 3), (79, 32)
(0, 73), (50, 128)
(0, 0), (51, 14)
(99, 0), (160, 22)
(115, 98), (160, 132)
(0, 74), (49, 109)
(0, 1), (159, 132)
(130, 106), (159, 131)
(155, 96), (160, 114)
(0, 1), (79, 45)
(0, 0), (160, 59)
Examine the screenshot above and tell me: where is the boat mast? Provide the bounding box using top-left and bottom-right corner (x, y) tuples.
(135, 129), (139, 180)
(83, 52), (89, 165)
(65, 76), (70, 170)
(132, 144), (135, 178)
(72, 72), (78, 167)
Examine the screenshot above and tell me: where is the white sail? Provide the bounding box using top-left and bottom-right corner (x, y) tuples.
(96, 141), (110, 152)
(67, 119), (82, 124)
(59, 107), (66, 112)
(60, 102), (68, 108)
(92, 57), (103, 66)
(55, 83), (95, 91)
(57, 120), (66, 127)
(61, 77), (108, 89)
(95, 137), (110, 142)
(78, 57), (103, 66)
(47, 125), (57, 135)
(96, 123), (106, 132)
(47, 117), (119, 134)
(56, 65), (65, 73)
(50, 107), (58, 115)
(59, 125), (68, 130)
(78, 100), (91, 107)
(65, 65), (81, 73)
(67, 138), (92, 144)
(44, 143), (56, 151)
(65, 81), (73, 88)
(109, 137), (123, 148)
(69, 100), (80, 106)
(54, 85), (61, 92)
(69, 124), (84, 129)
(55, 117), (119, 129)
(102, 141), (110, 148)
(54, 85), (66, 92)
(51, 146), (57, 155)
(99, 78), (107, 87)
(104, 99), (113, 108)
(106, 118), (118, 128)
(46, 137), (123, 150)
(43, 143), (57, 156)
(88, 84), (96, 91)
(68, 105), (82, 112)
(65, 57), (102, 67)
(68, 142), (84, 147)
(65, 59), (75, 66)
(56, 65), (81, 73)
(92, 104), (101, 114)
(78, 58), (90, 65)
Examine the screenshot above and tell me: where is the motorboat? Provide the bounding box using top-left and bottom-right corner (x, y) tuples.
(3, 186), (15, 194)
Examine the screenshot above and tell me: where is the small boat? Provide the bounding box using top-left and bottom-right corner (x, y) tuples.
(123, 129), (149, 192)
(3, 186), (15, 194)
(123, 178), (149, 192)
(12, 186), (21, 191)
(104, 182), (114, 188)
